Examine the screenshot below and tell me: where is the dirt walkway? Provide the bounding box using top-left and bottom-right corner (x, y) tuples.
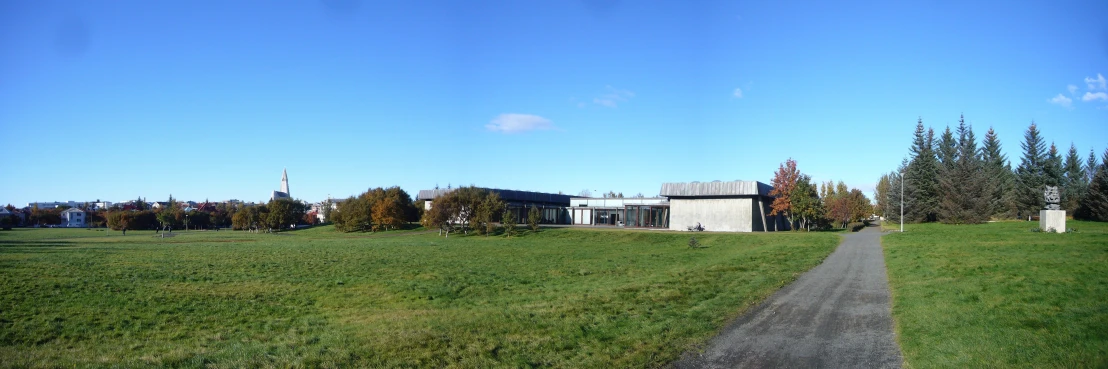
(671, 225), (903, 368)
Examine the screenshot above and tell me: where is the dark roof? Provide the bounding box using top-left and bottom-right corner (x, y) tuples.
(417, 188), (571, 205)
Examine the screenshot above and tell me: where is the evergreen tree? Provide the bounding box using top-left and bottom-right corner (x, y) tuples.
(905, 119), (940, 222)
(937, 125), (958, 173)
(939, 121), (988, 223)
(1014, 122), (1047, 218)
(980, 127), (1014, 218)
(1075, 148), (1108, 221)
(1044, 143), (1064, 188)
(1086, 148), (1100, 184)
(1062, 144), (1088, 212)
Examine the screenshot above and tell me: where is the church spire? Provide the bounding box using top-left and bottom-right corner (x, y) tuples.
(280, 168), (289, 196)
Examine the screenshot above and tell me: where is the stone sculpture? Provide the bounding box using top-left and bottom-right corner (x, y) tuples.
(1040, 185), (1065, 233)
(1044, 186), (1061, 210)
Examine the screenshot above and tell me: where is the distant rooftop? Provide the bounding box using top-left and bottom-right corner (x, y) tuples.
(416, 187), (571, 205)
(659, 180), (773, 197)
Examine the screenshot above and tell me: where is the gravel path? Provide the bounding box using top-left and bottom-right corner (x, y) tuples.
(671, 225), (903, 368)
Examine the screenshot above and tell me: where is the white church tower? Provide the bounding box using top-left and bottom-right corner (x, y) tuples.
(280, 168), (290, 197)
(271, 168), (291, 201)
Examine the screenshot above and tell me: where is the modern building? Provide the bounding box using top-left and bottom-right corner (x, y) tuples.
(60, 208), (86, 228)
(27, 201), (78, 209)
(660, 180), (786, 232)
(271, 169), (291, 201)
(416, 188), (572, 224)
(569, 197), (670, 228)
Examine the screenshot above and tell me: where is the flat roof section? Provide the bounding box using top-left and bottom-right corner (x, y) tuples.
(416, 188), (571, 206)
(570, 198), (669, 208)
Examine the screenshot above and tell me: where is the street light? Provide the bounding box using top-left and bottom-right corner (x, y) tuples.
(185, 214), (189, 232)
(899, 170), (904, 233)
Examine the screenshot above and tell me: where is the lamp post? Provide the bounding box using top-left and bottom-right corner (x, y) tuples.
(185, 214), (189, 232)
(899, 170), (904, 233)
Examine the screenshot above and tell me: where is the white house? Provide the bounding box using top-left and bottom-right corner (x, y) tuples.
(61, 208), (86, 228)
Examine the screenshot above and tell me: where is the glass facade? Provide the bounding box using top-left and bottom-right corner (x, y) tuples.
(502, 205), (570, 224)
(623, 205), (669, 228)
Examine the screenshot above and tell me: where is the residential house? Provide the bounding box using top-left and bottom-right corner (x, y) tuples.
(61, 208), (86, 228)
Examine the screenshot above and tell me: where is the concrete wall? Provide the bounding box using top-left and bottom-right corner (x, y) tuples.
(668, 198), (754, 232)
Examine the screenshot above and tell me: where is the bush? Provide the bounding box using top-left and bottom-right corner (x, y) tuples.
(848, 222), (866, 232)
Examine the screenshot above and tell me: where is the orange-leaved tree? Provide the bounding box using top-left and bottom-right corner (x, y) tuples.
(769, 158), (801, 230)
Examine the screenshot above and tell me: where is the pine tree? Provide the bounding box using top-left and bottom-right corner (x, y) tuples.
(981, 127), (1014, 218)
(1044, 143), (1064, 188)
(1014, 122), (1047, 218)
(1086, 148), (1100, 184)
(938, 121), (988, 223)
(905, 119), (940, 222)
(937, 125), (958, 172)
(1075, 148), (1108, 221)
(1062, 144), (1088, 212)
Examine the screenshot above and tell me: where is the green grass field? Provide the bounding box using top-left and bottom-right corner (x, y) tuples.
(883, 221), (1108, 368)
(0, 226), (838, 368)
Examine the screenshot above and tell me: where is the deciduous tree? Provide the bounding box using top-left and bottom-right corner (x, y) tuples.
(528, 205), (541, 232)
(790, 175), (822, 231)
(501, 208), (515, 238)
(267, 198), (307, 231)
(769, 158), (801, 229)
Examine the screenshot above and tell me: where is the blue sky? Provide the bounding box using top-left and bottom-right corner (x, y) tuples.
(2, 0), (1106, 206)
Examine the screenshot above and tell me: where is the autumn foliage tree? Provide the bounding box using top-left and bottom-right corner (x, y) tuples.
(769, 158), (801, 230)
(789, 174), (822, 231)
(333, 186), (417, 232)
(476, 192), (504, 236)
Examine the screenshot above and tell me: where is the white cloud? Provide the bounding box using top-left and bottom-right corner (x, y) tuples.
(1068, 84), (1078, 95)
(592, 86), (634, 108)
(1085, 73), (1106, 90)
(1048, 94), (1073, 108)
(733, 88), (743, 98)
(1082, 91), (1108, 102)
(485, 113), (554, 134)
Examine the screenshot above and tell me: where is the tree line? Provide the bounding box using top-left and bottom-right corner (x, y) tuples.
(101, 196), (309, 231)
(876, 116), (1108, 224)
(768, 158), (873, 231)
(418, 186), (543, 238)
(330, 187), (421, 232)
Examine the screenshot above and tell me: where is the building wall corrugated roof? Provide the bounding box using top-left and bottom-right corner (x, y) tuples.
(659, 180), (773, 197)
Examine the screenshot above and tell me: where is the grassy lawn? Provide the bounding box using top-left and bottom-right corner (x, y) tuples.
(883, 221), (1108, 368)
(0, 226), (837, 368)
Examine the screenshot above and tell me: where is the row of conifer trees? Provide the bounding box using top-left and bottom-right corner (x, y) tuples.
(877, 116), (1108, 223)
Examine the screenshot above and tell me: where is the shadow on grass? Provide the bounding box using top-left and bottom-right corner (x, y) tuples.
(0, 240), (81, 252)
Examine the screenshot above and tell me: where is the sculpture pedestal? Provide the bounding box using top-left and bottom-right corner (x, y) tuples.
(1040, 210), (1066, 233)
